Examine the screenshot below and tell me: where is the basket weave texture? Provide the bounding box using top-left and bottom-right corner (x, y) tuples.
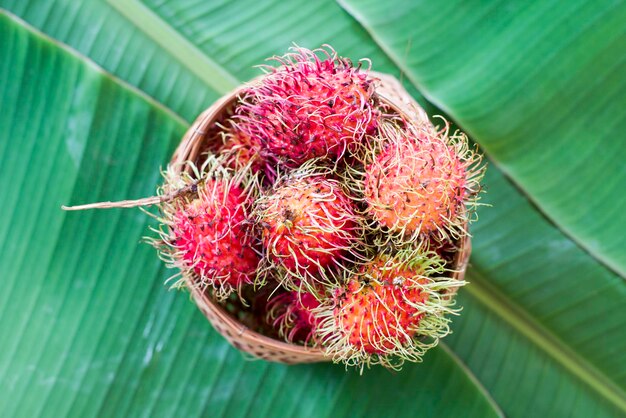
(169, 72), (472, 364)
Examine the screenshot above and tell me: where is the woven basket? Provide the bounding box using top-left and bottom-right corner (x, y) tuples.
(167, 72), (472, 364)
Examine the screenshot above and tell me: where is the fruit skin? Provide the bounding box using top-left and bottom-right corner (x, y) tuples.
(361, 120), (483, 244)
(268, 290), (321, 344)
(170, 180), (259, 285)
(255, 171), (363, 287)
(329, 255), (430, 355)
(236, 45), (378, 167)
(216, 123), (265, 174)
(317, 250), (462, 369)
(155, 160), (261, 301)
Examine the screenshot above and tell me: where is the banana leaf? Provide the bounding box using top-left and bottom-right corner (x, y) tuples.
(1, 1), (625, 416)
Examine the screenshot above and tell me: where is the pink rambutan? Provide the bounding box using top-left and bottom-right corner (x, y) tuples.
(362, 121), (482, 243)
(236, 45), (378, 167)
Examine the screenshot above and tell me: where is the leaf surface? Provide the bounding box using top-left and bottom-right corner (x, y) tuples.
(2, 0), (626, 416)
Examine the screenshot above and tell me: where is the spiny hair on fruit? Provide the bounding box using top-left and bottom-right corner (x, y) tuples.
(345, 118), (483, 247)
(316, 248), (464, 370)
(214, 120), (265, 174)
(149, 156), (262, 301)
(254, 162), (369, 292)
(267, 289), (322, 345)
(235, 44), (378, 168)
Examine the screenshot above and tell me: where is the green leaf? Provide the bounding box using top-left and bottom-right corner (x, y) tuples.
(0, 0), (221, 122)
(454, 167), (626, 416)
(0, 11), (501, 418)
(2, 0), (626, 416)
(339, 0), (626, 278)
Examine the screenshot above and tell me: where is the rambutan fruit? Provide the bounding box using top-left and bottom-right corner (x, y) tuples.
(215, 122), (265, 174)
(268, 290), (322, 345)
(255, 166), (365, 289)
(361, 120), (483, 244)
(236, 45), (378, 167)
(317, 249), (462, 369)
(154, 159), (262, 300)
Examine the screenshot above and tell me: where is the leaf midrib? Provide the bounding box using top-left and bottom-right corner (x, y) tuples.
(466, 267), (626, 413)
(108, 0), (239, 95)
(97, 0), (626, 412)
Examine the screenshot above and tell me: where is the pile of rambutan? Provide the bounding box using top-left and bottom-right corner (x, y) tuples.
(149, 45), (484, 370)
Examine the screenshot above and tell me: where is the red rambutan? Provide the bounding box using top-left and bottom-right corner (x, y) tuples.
(268, 290), (322, 344)
(255, 168), (364, 287)
(155, 160), (261, 300)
